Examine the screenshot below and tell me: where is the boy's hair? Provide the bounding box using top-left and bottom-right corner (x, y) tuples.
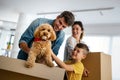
(59, 11), (75, 26)
(76, 43), (89, 54)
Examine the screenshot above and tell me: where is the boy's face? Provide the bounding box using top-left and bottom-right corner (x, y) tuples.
(53, 17), (68, 31)
(71, 47), (86, 60)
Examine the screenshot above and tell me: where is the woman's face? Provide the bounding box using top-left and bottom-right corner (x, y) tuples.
(53, 17), (68, 31)
(72, 24), (83, 38)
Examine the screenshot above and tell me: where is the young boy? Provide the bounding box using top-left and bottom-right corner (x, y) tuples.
(51, 43), (89, 80)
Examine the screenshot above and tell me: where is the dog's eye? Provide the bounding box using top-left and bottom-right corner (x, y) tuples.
(48, 29), (50, 32)
(42, 29), (45, 31)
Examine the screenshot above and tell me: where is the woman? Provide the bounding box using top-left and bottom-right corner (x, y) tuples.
(64, 21), (89, 77)
(64, 21), (84, 61)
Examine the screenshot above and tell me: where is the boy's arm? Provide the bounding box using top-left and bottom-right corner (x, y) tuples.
(51, 52), (74, 71)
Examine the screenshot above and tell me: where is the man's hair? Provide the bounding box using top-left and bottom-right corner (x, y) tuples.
(59, 11), (75, 26)
(76, 43), (89, 54)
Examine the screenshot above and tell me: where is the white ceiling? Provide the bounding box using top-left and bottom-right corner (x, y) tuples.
(0, 0), (120, 35)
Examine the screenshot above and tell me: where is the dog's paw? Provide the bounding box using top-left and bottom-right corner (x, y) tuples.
(47, 62), (54, 67)
(25, 61), (34, 68)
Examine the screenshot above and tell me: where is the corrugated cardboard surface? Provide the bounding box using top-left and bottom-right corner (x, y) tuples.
(0, 56), (65, 80)
(82, 52), (112, 80)
(0, 69), (46, 80)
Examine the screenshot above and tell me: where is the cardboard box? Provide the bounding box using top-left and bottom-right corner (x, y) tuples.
(0, 56), (65, 80)
(82, 52), (112, 80)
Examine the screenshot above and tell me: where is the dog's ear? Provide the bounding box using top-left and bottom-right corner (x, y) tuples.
(34, 26), (40, 38)
(50, 29), (56, 41)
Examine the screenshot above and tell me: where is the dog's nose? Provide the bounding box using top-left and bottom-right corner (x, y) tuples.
(43, 32), (48, 35)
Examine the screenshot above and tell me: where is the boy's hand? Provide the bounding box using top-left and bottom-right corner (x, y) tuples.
(82, 67), (90, 77)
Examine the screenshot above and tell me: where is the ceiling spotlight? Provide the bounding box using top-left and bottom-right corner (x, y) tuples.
(100, 11), (103, 16)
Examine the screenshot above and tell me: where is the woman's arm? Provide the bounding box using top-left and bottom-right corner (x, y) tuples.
(51, 52), (74, 71)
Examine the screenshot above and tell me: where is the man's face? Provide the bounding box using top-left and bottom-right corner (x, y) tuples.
(53, 17), (68, 31)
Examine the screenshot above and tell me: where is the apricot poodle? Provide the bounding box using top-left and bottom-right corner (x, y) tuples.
(25, 23), (56, 68)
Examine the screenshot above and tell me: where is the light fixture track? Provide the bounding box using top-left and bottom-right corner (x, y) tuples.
(37, 7), (114, 15)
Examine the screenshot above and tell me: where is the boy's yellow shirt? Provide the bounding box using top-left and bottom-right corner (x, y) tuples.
(65, 60), (84, 80)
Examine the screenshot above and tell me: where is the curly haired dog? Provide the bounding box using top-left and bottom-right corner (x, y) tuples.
(25, 23), (56, 68)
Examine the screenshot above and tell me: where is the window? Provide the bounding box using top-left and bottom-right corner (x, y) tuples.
(58, 34), (120, 80)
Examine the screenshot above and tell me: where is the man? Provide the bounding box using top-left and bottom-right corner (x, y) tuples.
(17, 11), (75, 60)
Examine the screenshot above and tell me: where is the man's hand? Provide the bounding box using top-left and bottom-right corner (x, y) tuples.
(19, 42), (30, 54)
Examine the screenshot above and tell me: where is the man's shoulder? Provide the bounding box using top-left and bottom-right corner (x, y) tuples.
(57, 30), (65, 36)
(36, 18), (53, 22)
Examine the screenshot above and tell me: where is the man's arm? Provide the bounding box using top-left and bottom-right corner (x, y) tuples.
(52, 31), (65, 55)
(18, 18), (40, 53)
(19, 42), (30, 54)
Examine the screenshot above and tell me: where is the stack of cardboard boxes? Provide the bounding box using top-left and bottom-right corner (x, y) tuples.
(82, 52), (112, 80)
(0, 52), (112, 80)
